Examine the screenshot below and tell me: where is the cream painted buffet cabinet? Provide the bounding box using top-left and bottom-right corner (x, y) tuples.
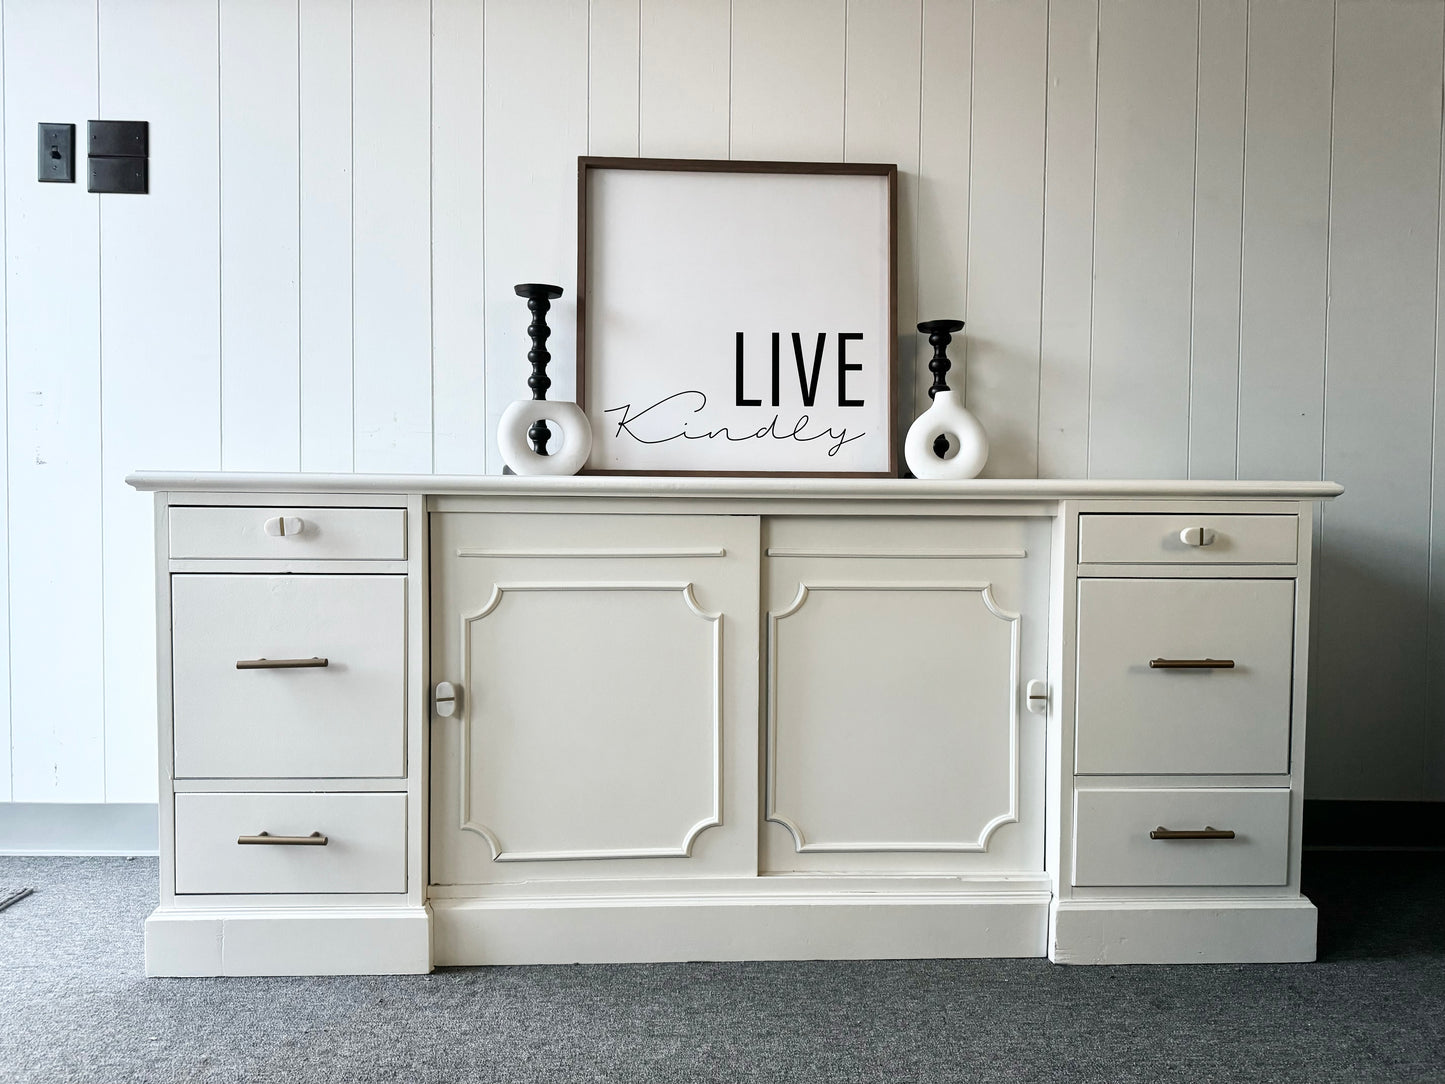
(126, 473), (1340, 975)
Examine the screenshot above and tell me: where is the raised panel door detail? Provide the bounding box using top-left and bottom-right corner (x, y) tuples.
(1075, 578), (1295, 774)
(768, 581), (1020, 853)
(429, 512), (761, 885)
(171, 575), (406, 778)
(458, 582), (720, 862)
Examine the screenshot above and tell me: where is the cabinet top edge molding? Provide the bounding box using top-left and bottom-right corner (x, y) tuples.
(126, 473), (1344, 503)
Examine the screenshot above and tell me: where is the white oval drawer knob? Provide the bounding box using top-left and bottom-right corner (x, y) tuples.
(263, 515), (306, 538)
(1179, 526), (1216, 547)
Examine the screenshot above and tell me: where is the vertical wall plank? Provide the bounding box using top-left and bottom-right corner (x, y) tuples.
(299, 0), (353, 473)
(1314, 0), (1443, 801)
(1433, 80), (1445, 801)
(1086, 0), (1197, 479)
(4, 0), (103, 801)
(1036, 0), (1097, 479)
(916, 0), (972, 430)
(590, 0), (640, 157)
(432, 0), (486, 475)
(99, 0), (222, 802)
(638, 0), (729, 158)
(966, 0), (1047, 478)
(219, 0), (300, 472)
(1236, 1), (1332, 481)
(730, 0), (846, 162)
(353, 0), (432, 473)
(1187, 0), (1246, 480)
(845, 0), (920, 467)
(0, 3), (9, 801)
(482, 0), (588, 474)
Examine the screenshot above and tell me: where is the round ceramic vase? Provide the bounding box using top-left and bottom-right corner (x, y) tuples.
(498, 399), (593, 476)
(904, 389), (988, 480)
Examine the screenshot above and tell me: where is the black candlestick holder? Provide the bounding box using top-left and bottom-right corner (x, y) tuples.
(516, 283), (564, 456)
(917, 319), (965, 458)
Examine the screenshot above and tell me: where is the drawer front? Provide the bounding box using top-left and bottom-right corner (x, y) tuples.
(174, 792), (407, 894)
(1075, 578), (1294, 774)
(1073, 787), (1290, 887)
(172, 575), (406, 778)
(1078, 514), (1297, 565)
(170, 506), (406, 561)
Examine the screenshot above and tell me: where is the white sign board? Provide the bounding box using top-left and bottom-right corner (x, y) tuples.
(579, 160), (896, 476)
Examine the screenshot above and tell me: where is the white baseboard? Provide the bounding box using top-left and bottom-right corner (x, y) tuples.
(433, 891), (1052, 965)
(0, 802), (159, 855)
(145, 905), (433, 976)
(1049, 897), (1318, 964)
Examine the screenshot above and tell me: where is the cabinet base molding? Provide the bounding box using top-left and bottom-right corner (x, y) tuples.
(432, 892), (1051, 965)
(144, 905), (432, 977)
(1048, 897), (1318, 965)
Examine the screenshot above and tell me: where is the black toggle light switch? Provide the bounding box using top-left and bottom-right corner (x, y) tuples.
(38, 123), (75, 183)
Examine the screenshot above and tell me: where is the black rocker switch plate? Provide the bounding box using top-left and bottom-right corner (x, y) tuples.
(88, 119), (148, 158)
(88, 156), (148, 195)
(87, 119), (149, 194)
(38, 123), (75, 183)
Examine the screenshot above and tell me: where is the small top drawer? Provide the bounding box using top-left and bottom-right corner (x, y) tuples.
(169, 506), (406, 561)
(1078, 514), (1297, 566)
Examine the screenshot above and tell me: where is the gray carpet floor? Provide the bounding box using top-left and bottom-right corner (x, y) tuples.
(1, 853), (1442, 1083)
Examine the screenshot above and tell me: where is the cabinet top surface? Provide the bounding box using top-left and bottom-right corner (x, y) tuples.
(127, 472), (1342, 502)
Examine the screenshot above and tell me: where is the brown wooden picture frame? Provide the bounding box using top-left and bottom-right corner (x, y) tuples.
(576, 156), (898, 477)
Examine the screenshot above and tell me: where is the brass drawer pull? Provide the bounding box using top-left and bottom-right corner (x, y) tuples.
(1148, 658), (1235, 669)
(237, 830), (329, 846)
(1149, 826), (1236, 840)
(235, 657), (329, 670)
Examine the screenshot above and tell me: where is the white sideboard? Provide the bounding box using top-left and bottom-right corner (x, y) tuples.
(126, 474), (1340, 976)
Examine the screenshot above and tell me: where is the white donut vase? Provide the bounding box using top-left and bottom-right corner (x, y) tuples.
(904, 389), (989, 480)
(497, 399), (593, 476)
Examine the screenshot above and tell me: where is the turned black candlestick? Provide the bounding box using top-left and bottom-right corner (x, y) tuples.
(516, 283), (564, 456)
(918, 319), (965, 459)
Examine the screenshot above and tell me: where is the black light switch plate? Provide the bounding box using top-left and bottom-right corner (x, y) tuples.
(88, 119), (148, 158)
(88, 156), (148, 195)
(38, 123), (75, 183)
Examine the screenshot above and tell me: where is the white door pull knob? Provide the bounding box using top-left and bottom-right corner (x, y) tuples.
(264, 516), (305, 538)
(1026, 679), (1048, 714)
(1179, 526), (1216, 547)
(434, 681), (461, 718)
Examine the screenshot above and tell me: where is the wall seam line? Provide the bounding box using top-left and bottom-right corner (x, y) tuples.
(1233, 0), (1249, 481)
(1185, 0), (1201, 479)
(95, 0), (106, 801)
(1034, 0), (1051, 480)
(1084, 0), (1099, 478)
(1, 0), (11, 800)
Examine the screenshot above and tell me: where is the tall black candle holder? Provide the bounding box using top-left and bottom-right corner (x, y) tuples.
(918, 318), (964, 458)
(516, 283), (564, 456)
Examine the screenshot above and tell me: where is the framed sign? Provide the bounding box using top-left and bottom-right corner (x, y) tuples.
(577, 157), (897, 477)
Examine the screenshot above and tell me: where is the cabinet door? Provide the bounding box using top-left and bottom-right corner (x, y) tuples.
(762, 516), (1050, 874)
(430, 513), (760, 885)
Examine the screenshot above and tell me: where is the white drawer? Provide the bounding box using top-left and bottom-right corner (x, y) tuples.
(1078, 514), (1297, 565)
(169, 506), (406, 561)
(174, 791), (407, 894)
(1072, 787), (1290, 887)
(172, 575), (406, 778)
(1075, 578), (1294, 774)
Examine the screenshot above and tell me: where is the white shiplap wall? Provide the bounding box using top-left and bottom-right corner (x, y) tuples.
(2, 0), (1443, 805)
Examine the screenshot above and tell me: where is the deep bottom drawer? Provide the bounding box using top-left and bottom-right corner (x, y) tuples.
(1073, 787), (1290, 887)
(175, 792), (407, 895)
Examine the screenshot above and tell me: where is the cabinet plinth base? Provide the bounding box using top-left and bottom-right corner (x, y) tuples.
(1048, 897), (1318, 964)
(144, 905), (433, 976)
(432, 891), (1052, 965)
